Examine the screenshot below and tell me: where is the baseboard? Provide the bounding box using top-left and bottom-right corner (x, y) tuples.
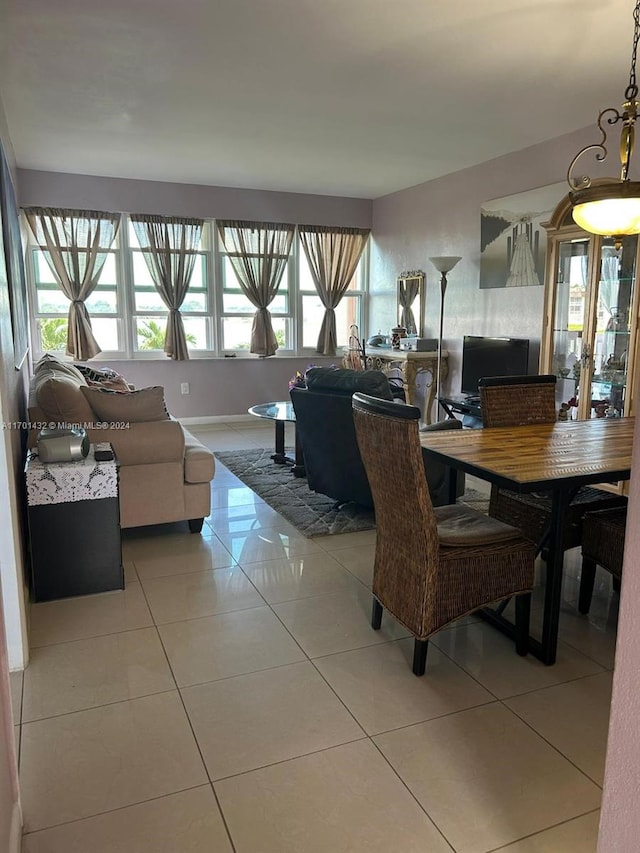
(9, 802), (22, 853)
(179, 414), (256, 426)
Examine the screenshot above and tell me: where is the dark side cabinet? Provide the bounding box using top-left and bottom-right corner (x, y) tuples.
(25, 447), (124, 602)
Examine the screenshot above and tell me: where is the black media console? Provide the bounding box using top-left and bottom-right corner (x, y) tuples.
(439, 395), (483, 428)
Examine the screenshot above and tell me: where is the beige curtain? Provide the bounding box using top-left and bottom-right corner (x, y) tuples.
(398, 278), (419, 334)
(217, 220), (294, 357)
(25, 208), (121, 360)
(299, 225), (370, 356)
(131, 214), (204, 360)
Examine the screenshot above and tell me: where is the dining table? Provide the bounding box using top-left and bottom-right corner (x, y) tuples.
(419, 416), (635, 665)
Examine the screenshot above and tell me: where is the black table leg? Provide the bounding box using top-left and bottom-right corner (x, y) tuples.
(271, 421), (293, 465)
(291, 423), (306, 477)
(446, 466), (458, 505)
(539, 488), (570, 665)
(477, 486), (571, 666)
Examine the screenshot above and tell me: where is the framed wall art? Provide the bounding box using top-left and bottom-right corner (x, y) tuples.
(480, 181), (566, 290)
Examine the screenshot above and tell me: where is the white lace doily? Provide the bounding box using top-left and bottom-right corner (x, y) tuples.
(25, 447), (118, 506)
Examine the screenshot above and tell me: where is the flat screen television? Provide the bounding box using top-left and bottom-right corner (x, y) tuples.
(461, 336), (530, 396)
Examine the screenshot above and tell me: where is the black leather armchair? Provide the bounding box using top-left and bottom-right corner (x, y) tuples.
(290, 367), (464, 509)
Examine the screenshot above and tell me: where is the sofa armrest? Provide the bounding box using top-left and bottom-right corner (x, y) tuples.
(183, 429), (215, 483)
(87, 420), (185, 466)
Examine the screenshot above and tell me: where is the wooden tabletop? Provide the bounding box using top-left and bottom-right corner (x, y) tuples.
(419, 417), (635, 492)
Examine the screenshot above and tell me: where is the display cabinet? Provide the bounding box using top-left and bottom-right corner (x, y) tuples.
(540, 194), (640, 424)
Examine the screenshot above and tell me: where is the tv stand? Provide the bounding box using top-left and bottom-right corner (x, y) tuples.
(439, 394), (483, 427)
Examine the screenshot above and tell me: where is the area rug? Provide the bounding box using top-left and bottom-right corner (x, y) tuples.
(214, 448), (489, 538)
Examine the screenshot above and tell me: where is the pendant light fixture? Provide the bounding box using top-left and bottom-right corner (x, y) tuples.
(568, 0), (640, 248)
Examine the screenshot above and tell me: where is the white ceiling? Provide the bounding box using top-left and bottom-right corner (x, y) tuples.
(0, 0), (634, 198)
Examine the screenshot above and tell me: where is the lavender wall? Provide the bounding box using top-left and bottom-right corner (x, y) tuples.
(598, 425), (640, 851)
(95, 356), (337, 419)
(17, 170), (372, 227)
(369, 126), (599, 396)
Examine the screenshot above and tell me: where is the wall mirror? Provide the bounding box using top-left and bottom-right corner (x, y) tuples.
(397, 270), (425, 336)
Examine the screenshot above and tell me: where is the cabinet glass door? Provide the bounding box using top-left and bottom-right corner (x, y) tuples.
(586, 236), (637, 419)
(551, 238), (590, 416)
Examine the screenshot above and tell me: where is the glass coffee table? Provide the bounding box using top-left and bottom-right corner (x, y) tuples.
(248, 401), (305, 477)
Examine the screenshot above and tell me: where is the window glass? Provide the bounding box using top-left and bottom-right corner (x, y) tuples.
(37, 318), (68, 352)
(222, 316), (288, 351)
(136, 317), (168, 351)
(85, 290), (118, 313)
(36, 289), (70, 313)
(222, 293), (287, 314)
(302, 294), (359, 349)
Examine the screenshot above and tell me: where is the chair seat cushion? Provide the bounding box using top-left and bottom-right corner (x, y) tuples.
(435, 504), (521, 546)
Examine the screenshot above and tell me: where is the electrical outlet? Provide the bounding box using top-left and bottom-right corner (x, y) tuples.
(181, 382), (190, 395)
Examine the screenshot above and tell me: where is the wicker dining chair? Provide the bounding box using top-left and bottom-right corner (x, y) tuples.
(479, 375), (627, 553)
(579, 506), (627, 614)
(351, 392), (536, 676)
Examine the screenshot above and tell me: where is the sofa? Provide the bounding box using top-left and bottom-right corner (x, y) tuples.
(290, 367), (464, 509)
(27, 355), (215, 531)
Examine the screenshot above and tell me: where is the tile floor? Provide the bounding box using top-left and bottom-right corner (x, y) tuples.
(11, 419), (620, 852)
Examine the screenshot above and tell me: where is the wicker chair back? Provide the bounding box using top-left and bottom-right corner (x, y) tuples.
(479, 374), (557, 427)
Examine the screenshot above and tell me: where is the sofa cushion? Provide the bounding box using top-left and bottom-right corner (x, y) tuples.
(304, 367), (394, 401)
(34, 354), (86, 384)
(31, 372), (95, 426)
(81, 385), (170, 423)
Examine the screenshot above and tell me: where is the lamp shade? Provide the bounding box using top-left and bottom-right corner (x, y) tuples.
(570, 180), (640, 237)
(429, 256), (462, 274)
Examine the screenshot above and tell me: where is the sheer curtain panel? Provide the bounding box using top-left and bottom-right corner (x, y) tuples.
(130, 214), (204, 360)
(217, 220), (294, 356)
(299, 225), (370, 356)
(24, 208), (121, 360)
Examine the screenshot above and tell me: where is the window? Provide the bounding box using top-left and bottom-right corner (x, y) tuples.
(218, 249), (292, 352)
(129, 221), (210, 353)
(298, 244), (364, 350)
(29, 243), (122, 354)
(26, 215), (369, 357)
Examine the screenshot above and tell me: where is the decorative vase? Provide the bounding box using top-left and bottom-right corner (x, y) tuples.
(391, 326), (407, 350)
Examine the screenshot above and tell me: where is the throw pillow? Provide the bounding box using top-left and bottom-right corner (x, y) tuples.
(81, 385), (170, 423)
(74, 364), (132, 393)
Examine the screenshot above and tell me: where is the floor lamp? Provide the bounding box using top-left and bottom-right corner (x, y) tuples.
(429, 256), (461, 418)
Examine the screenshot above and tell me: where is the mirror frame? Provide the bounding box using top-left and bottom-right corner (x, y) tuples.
(397, 270), (425, 336)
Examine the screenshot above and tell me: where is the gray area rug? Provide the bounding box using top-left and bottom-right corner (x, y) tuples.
(214, 448), (489, 538)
